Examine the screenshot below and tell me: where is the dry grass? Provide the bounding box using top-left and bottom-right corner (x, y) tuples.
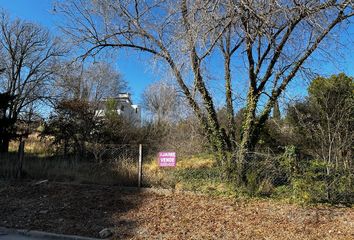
(2, 139), (232, 195)
(4, 136), (219, 189)
(142, 154), (236, 196)
(9, 133), (53, 156)
(2, 136), (140, 186)
(0, 154), (139, 186)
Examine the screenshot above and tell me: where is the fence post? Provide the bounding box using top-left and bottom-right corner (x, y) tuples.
(138, 144), (143, 188)
(17, 139), (25, 179)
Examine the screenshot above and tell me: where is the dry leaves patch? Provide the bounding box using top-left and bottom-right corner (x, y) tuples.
(0, 182), (353, 240)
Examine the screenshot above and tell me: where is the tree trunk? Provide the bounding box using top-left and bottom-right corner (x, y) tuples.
(240, 88), (258, 152)
(235, 90), (257, 184)
(224, 53), (236, 150)
(273, 100), (281, 120)
(237, 94), (278, 184)
(180, 0), (228, 165)
(0, 136), (10, 153)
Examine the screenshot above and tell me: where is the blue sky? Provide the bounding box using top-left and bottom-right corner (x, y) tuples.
(0, 0), (156, 105)
(0, 0), (353, 109)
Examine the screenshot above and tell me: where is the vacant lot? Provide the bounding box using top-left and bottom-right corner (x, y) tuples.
(0, 181), (353, 240)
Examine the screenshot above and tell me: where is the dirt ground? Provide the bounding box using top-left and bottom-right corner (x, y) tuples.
(0, 181), (353, 240)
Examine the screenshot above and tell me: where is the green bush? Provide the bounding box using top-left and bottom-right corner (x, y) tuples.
(174, 167), (222, 182)
(274, 159), (354, 205)
(327, 171), (354, 204)
(245, 170), (258, 196)
(291, 177), (327, 203)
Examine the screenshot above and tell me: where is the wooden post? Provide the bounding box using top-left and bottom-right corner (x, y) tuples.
(17, 140), (25, 179)
(138, 144), (143, 188)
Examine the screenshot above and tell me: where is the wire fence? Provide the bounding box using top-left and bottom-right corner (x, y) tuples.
(0, 143), (143, 186)
(1, 142), (352, 204)
(218, 150), (353, 204)
(86, 143), (139, 163)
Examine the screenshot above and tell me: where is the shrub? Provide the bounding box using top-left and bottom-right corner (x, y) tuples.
(276, 159), (354, 205)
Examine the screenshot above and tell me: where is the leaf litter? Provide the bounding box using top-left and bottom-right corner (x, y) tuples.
(0, 182), (353, 239)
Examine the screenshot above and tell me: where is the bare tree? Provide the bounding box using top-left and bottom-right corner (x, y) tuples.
(85, 62), (127, 101)
(0, 12), (63, 152)
(57, 0), (354, 176)
(234, 1), (354, 163)
(142, 80), (183, 124)
(58, 0), (233, 161)
(219, 24), (243, 150)
(53, 61), (126, 102)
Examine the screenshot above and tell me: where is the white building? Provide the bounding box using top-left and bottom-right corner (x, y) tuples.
(95, 93), (141, 126)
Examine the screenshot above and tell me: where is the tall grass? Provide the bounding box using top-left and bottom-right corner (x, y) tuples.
(0, 153), (139, 186)
(1, 136), (140, 186)
(142, 154), (236, 196)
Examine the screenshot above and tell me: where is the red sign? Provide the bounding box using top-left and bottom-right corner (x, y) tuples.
(158, 152), (176, 167)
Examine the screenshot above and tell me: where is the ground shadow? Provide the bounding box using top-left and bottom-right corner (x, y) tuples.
(0, 181), (147, 239)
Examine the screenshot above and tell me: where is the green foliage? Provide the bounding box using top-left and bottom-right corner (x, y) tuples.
(104, 98), (119, 119)
(283, 74), (354, 204)
(173, 167), (235, 196)
(290, 160), (328, 203)
(279, 145), (297, 176)
(291, 178), (327, 203)
(308, 73), (354, 105)
(272, 158), (354, 205)
(328, 172), (354, 204)
(272, 185), (292, 200)
(287, 74), (353, 154)
(42, 99), (96, 155)
(144, 155), (236, 196)
(245, 170), (258, 196)
(175, 167), (223, 182)
(257, 119), (285, 152)
(42, 98), (145, 156)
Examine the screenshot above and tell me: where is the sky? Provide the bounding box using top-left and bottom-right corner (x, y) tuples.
(0, 0), (353, 110)
(0, 0), (156, 105)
